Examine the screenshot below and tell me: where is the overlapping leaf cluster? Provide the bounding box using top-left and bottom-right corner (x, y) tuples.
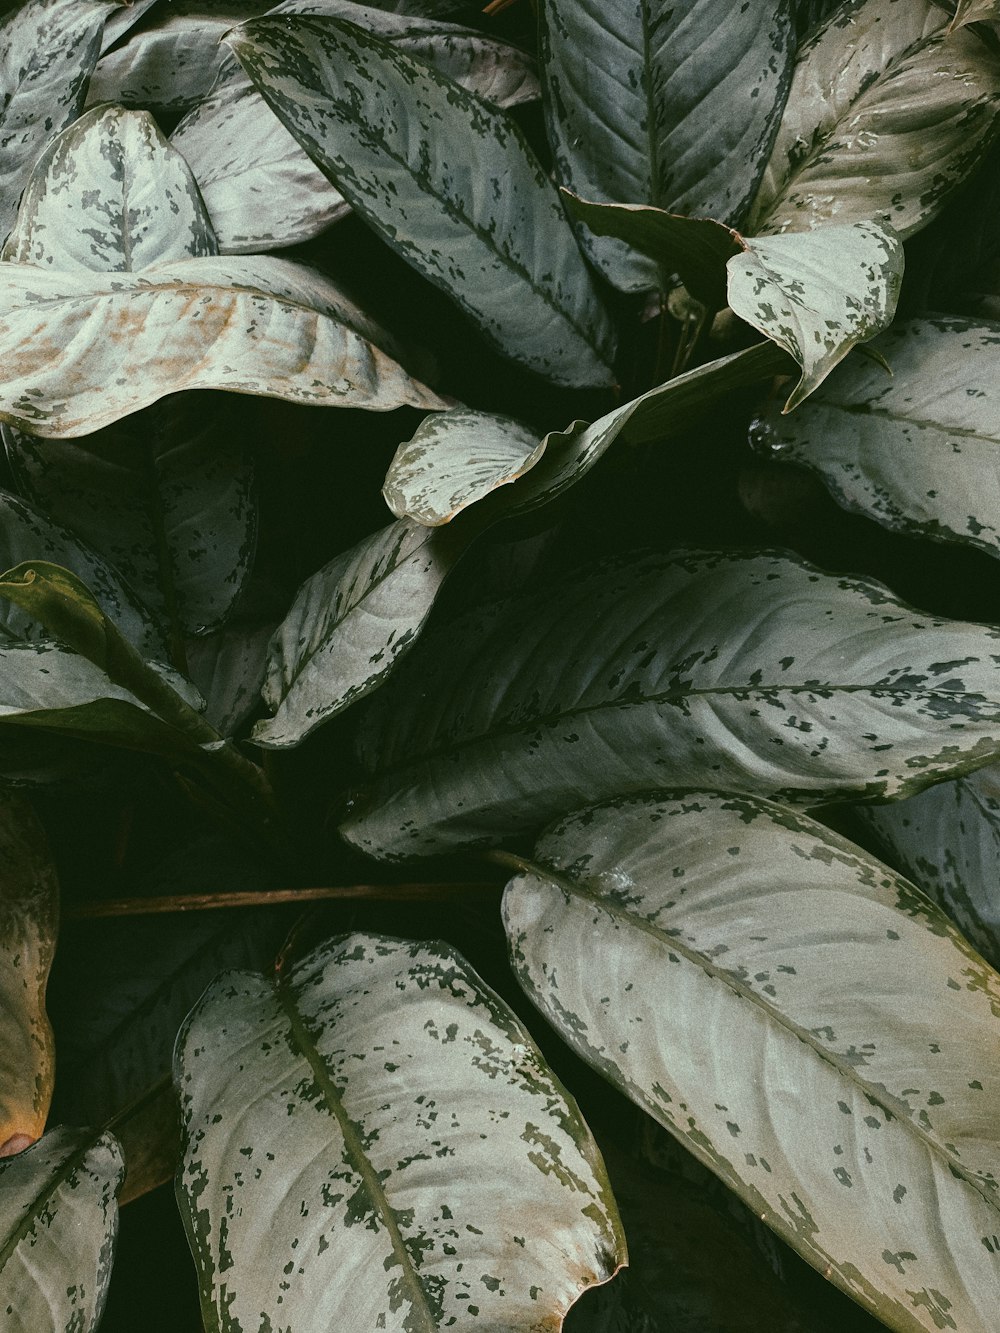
(3, 1), (1000, 1330)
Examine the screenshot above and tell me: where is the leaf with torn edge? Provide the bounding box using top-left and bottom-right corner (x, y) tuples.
(174, 931), (626, 1330)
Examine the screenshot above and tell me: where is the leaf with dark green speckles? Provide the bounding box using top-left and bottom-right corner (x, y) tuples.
(175, 931), (626, 1331)
(503, 790), (1000, 1333)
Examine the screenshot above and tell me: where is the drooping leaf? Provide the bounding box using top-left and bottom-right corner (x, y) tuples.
(540, 0), (795, 291)
(384, 409), (544, 526)
(764, 316), (1000, 557)
(726, 221), (902, 410)
(858, 765), (1000, 969)
(0, 0), (111, 240)
(0, 1126), (123, 1333)
(502, 790), (1000, 1333)
(175, 931), (626, 1330)
(253, 519), (470, 749)
(340, 548), (1000, 859)
(748, 0), (1000, 237)
(229, 15), (617, 386)
(0, 795), (58, 1157)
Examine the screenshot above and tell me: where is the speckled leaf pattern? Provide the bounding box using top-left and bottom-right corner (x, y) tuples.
(0, 796), (58, 1158)
(254, 519), (468, 749)
(100, 0), (161, 52)
(727, 221), (902, 411)
(2, 103), (217, 272)
(748, 0), (1000, 237)
(540, 0), (794, 291)
(0, 0), (110, 240)
(229, 16), (617, 386)
(0, 255), (446, 437)
(0, 1126), (123, 1333)
(186, 613), (278, 736)
(175, 932), (626, 1332)
(340, 549), (1000, 859)
(860, 766), (1000, 969)
(502, 791), (1000, 1332)
(5, 395), (256, 638)
(764, 317), (1000, 558)
(384, 410), (545, 527)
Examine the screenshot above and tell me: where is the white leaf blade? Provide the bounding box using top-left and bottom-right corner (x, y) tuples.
(503, 791), (1000, 1333)
(175, 932), (626, 1331)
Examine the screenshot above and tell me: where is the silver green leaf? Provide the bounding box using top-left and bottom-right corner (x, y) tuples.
(749, 0), (1000, 237)
(0, 1126), (123, 1333)
(948, 0), (1000, 28)
(503, 791), (1000, 1333)
(175, 932), (626, 1331)
(2, 103), (217, 271)
(186, 609), (278, 737)
(765, 316), (1000, 557)
(384, 410), (545, 527)
(727, 220), (903, 411)
(540, 0), (795, 291)
(229, 15), (617, 386)
(100, 0), (161, 51)
(253, 519), (468, 749)
(341, 548), (1000, 859)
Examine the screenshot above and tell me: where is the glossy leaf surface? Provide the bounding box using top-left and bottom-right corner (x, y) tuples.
(503, 791), (1000, 1333)
(341, 549), (1000, 858)
(175, 932), (626, 1331)
(230, 15), (617, 386)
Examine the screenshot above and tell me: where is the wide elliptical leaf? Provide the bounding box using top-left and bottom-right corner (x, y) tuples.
(228, 14), (617, 386)
(502, 791), (1000, 1332)
(340, 548), (1000, 858)
(175, 932), (626, 1331)
(0, 1126), (124, 1333)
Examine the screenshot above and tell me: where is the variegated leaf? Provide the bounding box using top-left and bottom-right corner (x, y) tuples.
(859, 766), (1000, 968)
(175, 932), (626, 1331)
(0, 1126), (123, 1333)
(764, 317), (1000, 557)
(0, 0), (110, 240)
(726, 221), (902, 411)
(949, 0), (1000, 29)
(100, 0), (161, 52)
(185, 608), (278, 736)
(0, 255), (446, 437)
(384, 410), (544, 526)
(2, 103), (217, 272)
(253, 519), (468, 749)
(229, 15), (617, 386)
(748, 0), (1000, 237)
(340, 549), (1000, 859)
(502, 791), (1000, 1333)
(540, 0), (795, 291)
(0, 795), (57, 1158)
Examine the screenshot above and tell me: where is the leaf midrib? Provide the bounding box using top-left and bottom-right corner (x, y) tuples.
(0, 1134), (111, 1275)
(820, 398), (1000, 445)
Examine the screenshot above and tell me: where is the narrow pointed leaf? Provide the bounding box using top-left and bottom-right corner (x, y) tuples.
(0, 1126), (123, 1333)
(0, 255), (446, 437)
(503, 791), (1000, 1333)
(2, 103), (217, 272)
(540, 0), (795, 291)
(341, 549), (1000, 859)
(384, 410), (544, 526)
(229, 15), (617, 387)
(749, 0), (1000, 237)
(0, 796), (58, 1156)
(765, 317), (1000, 557)
(727, 221), (903, 411)
(175, 932), (626, 1331)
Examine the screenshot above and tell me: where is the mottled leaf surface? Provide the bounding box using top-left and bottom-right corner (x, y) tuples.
(186, 608), (278, 737)
(727, 221), (902, 410)
(254, 519), (468, 749)
(384, 410), (544, 526)
(230, 15), (617, 386)
(175, 932), (625, 1331)
(504, 791), (1000, 1333)
(749, 0), (1000, 237)
(0, 1126), (123, 1333)
(341, 549), (1000, 858)
(0, 796), (57, 1157)
(765, 317), (1000, 557)
(541, 0), (794, 291)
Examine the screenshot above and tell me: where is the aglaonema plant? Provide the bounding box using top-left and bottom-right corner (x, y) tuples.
(2, 0), (1000, 1330)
